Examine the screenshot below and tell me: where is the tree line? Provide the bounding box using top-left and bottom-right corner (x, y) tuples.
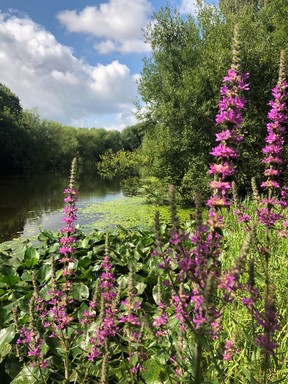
(0, 83), (146, 175)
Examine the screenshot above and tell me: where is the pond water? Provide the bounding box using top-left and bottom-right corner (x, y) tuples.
(0, 172), (122, 243)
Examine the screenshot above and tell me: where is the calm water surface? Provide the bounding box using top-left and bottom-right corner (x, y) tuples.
(0, 172), (122, 242)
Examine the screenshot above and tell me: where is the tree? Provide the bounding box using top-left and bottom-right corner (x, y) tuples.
(0, 83), (22, 116)
(138, 1), (288, 198)
(137, 6), (225, 199)
(120, 122), (149, 151)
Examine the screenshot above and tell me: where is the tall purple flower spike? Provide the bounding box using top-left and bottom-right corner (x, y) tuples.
(59, 158), (78, 272)
(208, 25), (249, 212)
(261, 50), (288, 197)
(257, 50), (288, 229)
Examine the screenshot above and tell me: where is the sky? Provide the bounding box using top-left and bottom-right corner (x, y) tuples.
(0, 0), (216, 130)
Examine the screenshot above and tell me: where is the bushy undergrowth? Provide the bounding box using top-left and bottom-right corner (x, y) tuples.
(0, 197), (287, 383)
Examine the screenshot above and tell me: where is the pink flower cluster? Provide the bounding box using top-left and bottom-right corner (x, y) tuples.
(16, 327), (48, 368)
(153, 224), (223, 340)
(242, 286), (280, 355)
(208, 69), (249, 209)
(85, 254), (119, 362)
(258, 81), (288, 228)
(59, 187), (78, 270)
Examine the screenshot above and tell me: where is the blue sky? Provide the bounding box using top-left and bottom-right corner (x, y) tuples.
(0, 0), (217, 130)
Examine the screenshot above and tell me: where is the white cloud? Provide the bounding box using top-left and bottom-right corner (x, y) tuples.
(0, 12), (139, 129)
(180, 0), (215, 16)
(95, 38), (149, 54)
(57, 0), (152, 54)
(180, 0), (201, 15)
(104, 109), (138, 131)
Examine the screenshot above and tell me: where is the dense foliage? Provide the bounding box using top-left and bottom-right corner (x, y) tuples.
(0, 187), (287, 383)
(0, 85), (146, 175)
(137, 0), (288, 200)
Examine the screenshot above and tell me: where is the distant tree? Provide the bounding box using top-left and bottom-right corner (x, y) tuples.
(104, 130), (121, 153)
(0, 83), (22, 116)
(120, 122), (149, 151)
(97, 149), (143, 179)
(39, 120), (78, 170)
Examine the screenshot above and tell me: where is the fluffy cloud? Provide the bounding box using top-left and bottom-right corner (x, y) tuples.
(0, 12), (139, 128)
(180, 0), (214, 16)
(180, 0), (199, 15)
(57, 0), (152, 54)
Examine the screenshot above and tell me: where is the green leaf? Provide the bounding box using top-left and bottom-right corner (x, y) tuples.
(142, 358), (162, 384)
(5, 353), (22, 379)
(135, 281), (147, 295)
(49, 243), (59, 253)
(21, 271), (32, 282)
(37, 264), (52, 283)
(79, 256), (92, 268)
(24, 247), (39, 268)
(0, 274), (20, 285)
(11, 366), (38, 384)
(152, 284), (160, 305)
(240, 366), (258, 384)
(0, 343), (11, 363)
(0, 325), (15, 347)
(72, 283), (89, 301)
(79, 237), (90, 248)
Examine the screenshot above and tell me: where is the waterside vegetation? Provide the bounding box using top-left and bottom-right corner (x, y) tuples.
(1, 1), (288, 382)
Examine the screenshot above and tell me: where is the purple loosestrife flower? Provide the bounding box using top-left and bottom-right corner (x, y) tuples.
(17, 327), (48, 369)
(258, 50), (288, 230)
(59, 158), (79, 282)
(223, 338), (240, 361)
(99, 255), (118, 337)
(243, 286), (280, 356)
(85, 248), (119, 362)
(209, 58), (249, 212)
(38, 160), (79, 343)
(198, 25), (249, 337)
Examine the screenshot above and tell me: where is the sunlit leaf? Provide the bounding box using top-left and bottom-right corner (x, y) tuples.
(72, 283), (89, 301)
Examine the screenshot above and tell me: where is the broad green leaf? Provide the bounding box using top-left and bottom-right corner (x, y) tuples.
(79, 237), (90, 248)
(152, 284), (160, 305)
(72, 283), (89, 301)
(11, 366), (38, 384)
(37, 264), (52, 283)
(1, 275), (20, 285)
(21, 271), (32, 282)
(0, 325), (15, 347)
(49, 243), (59, 253)
(0, 342), (11, 363)
(5, 353), (22, 379)
(24, 247), (39, 268)
(79, 256), (91, 268)
(135, 281), (147, 294)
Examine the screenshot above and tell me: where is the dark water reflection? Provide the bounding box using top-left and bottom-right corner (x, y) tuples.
(0, 172), (122, 242)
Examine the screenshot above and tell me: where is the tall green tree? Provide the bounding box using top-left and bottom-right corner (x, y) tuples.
(138, 1), (288, 199)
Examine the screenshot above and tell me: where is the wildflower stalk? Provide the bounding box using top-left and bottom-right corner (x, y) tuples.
(152, 27), (249, 382)
(100, 349), (109, 384)
(258, 50), (287, 373)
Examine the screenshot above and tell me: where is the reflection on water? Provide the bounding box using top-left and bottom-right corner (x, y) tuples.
(0, 172), (122, 242)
